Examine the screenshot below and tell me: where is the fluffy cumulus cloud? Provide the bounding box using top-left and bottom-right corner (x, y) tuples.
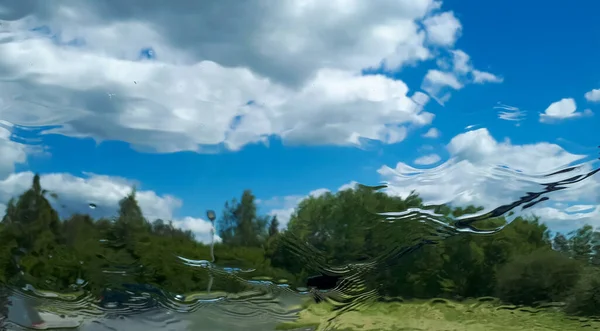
(0, 0), (506, 153)
(378, 128), (599, 233)
(422, 11), (462, 46)
(0, 172), (218, 243)
(584, 89), (600, 102)
(539, 98), (593, 123)
(541, 98), (578, 121)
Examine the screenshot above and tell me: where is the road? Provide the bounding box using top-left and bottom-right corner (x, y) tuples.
(77, 308), (294, 331)
(75, 291), (308, 331)
(3, 288), (311, 330)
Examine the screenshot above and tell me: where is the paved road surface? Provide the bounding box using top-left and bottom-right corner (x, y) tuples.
(3, 289), (310, 330)
(77, 291), (308, 331)
(78, 308), (293, 331)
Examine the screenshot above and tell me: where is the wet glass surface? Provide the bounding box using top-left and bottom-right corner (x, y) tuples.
(0, 1), (599, 330)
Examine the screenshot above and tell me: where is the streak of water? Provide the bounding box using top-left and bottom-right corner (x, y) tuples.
(0, 2), (599, 329)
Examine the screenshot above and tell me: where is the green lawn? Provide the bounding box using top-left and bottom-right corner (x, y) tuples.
(275, 298), (600, 331)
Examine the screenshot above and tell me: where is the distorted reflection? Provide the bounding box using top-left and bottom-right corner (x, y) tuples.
(0, 0), (599, 330)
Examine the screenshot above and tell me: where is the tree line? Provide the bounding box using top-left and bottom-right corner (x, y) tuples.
(0, 174), (598, 317)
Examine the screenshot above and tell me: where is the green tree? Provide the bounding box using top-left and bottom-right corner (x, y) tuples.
(268, 215), (280, 237)
(553, 232), (570, 255)
(565, 267), (600, 316)
(590, 231), (600, 266)
(496, 249), (582, 306)
(110, 189), (150, 255)
(273, 185), (428, 296)
(218, 190), (266, 247)
(569, 225), (595, 263)
(0, 174), (68, 288)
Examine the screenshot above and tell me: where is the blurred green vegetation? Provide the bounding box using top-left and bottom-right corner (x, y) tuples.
(275, 299), (600, 331)
(0, 174), (598, 319)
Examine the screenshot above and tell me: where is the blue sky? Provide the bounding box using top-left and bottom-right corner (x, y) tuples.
(0, 0), (598, 241)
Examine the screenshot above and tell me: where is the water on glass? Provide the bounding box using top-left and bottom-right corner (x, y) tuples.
(0, 1), (599, 330)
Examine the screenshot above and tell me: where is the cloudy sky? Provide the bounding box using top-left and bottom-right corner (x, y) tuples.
(0, 0), (598, 242)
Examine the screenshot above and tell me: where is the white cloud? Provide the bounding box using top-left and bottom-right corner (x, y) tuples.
(422, 127), (440, 138)
(1, 40), (435, 151)
(423, 70), (463, 90)
(532, 206), (600, 233)
(584, 88), (600, 102)
(1, 0), (442, 83)
(421, 69), (462, 104)
(539, 98), (591, 123)
(422, 49), (502, 104)
(450, 50), (471, 74)
(414, 154), (441, 165)
(0, 0), (467, 154)
(542, 98), (577, 119)
(272, 70), (433, 147)
(378, 128), (599, 232)
(0, 0), (507, 154)
(174, 216), (221, 244)
(423, 11), (462, 47)
(449, 51), (502, 84)
(0, 126), (27, 178)
(0, 172), (217, 243)
(472, 70), (503, 84)
(494, 103), (527, 123)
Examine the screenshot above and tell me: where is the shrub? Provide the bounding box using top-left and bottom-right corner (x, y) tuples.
(564, 267), (600, 317)
(496, 249), (581, 306)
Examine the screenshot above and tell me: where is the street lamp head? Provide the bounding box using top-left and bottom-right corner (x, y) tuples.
(206, 210), (216, 222)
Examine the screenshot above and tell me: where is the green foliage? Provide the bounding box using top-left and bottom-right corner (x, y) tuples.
(0, 174), (597, 319)
(564, 267), (600, 316)
(552, 232), (569, 251)
(495, 249), (582, 305)
(568, 225), (595, 262)
(218, 190), (268, 247)
(268, 215), (280, 237)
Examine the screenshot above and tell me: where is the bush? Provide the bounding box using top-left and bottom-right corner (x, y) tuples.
(564, 267), (600, 317)
(496, 249), (581, 306)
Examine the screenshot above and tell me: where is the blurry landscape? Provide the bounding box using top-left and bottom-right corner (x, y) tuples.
(1, 174), (599, 330)
(1, 0), (600, 330)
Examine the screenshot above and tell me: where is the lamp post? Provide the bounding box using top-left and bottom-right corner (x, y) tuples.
(206, 210), (216, 294)
(206, 210), (216, 262)
(206, 210), (216, 222)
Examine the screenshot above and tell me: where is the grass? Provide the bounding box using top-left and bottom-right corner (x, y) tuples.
(275, 298), (600, 331)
